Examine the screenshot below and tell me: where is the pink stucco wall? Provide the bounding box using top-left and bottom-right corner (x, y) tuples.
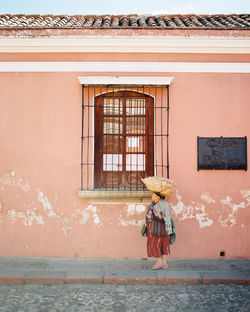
(0, 49), (249, 258)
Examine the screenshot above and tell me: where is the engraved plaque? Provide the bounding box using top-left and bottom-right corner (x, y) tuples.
(197, 137), (247, 170)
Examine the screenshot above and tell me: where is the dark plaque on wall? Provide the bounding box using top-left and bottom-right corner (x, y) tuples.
(197, 137), (247, 170)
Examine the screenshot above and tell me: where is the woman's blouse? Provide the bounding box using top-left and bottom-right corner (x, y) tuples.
(146, 200), (173, 234)
(146, 202), (158, 223)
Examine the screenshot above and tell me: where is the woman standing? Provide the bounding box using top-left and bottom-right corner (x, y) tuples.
(142, 177), (175, 270)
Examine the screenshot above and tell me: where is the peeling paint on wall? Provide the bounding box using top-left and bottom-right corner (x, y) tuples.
(75, 205), (102, 227)
(119, 204), (146, 227)
(170, 189), (250, 229)
(86, 205), (102, 226)
(36, 188), (73, 233)
(127, 204), (146, 215)
(136, 204), (146, 214)
(0, 172), (30, 191)
(37, 189), (58, 219)
(195, 204), (214, 228)
(170, 190), (213, 228)
(17, 178), (30, 192)
(240, 190), (250, 206)
(61, 217), (72, 234)
(0, 173), (72, 232)
(219, 196), (245, 227)
(118, 215), (144, 227)
(127, 204), (146, 216)
(7, 208), (44, 226)
(76, 209), (90, 224)
(127, 204), (136, 215)
(1, 171), (249, 236)
(201, 192), (216, 204)
(171, 190), (195, 221)
(0, 172), (105, 233)
(0, 173), (15, 186)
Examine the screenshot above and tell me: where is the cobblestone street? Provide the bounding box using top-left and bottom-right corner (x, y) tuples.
(0, 284), (249, 312)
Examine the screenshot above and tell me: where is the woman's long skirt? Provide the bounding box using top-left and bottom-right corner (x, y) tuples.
(147, 223), (170, 258)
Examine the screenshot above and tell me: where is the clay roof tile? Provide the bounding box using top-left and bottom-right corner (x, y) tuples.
(0, 13), (249, 29)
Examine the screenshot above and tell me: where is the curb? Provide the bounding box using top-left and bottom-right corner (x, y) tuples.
(0, 277), (249, 285)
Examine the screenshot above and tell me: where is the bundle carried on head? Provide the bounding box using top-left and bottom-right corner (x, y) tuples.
(141, 176), (175, 199)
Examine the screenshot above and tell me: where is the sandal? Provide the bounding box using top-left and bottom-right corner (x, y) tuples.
(152, 262), (164, 270)
(162, 263), (168, 269)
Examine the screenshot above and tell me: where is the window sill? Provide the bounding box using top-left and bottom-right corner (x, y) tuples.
(77, 190), (152, 203)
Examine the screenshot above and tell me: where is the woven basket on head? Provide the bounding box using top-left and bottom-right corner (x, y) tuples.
(141, 176), (174, 199)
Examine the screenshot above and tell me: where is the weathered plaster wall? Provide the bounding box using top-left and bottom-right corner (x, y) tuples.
(0, 67), (249, 258)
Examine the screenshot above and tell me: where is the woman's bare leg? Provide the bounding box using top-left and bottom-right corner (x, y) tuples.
(161, 255), (167, 264)
(156, 257), (162, 263)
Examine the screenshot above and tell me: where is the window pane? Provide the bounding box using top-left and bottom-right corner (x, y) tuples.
(104, 117), (123, 134)
(103, 136), (123, 153)
(126, 117), (145, 134)
(103, 154), (123, 171)
(126, 136), (145, 153)
(103, 98), (122, 115)
(126, 99), (145, 115)
(126, 154), (145, 171)
(126, 172), (144, 188)
(104, 172), (122, 187)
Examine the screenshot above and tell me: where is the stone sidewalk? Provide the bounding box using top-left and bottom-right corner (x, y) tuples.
(0, 257), (249, 285)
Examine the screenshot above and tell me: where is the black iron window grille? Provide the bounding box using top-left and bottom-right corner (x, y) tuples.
(81, 86), (170, 191)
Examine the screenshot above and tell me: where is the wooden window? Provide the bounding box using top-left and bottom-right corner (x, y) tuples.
(94, 91), (154, 189)
(79, 85), (170, 196)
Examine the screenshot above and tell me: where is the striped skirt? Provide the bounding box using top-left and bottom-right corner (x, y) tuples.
(147, 222), (170, 258)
